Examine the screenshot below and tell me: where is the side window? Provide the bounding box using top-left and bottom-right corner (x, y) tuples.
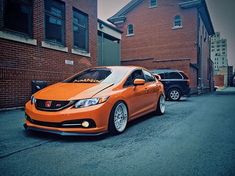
(45, 0), (65, 45)
(124, 75), (133, 87)
(127, 24), (134, 36)
(73, 8), (88, 52)
(158, 73), (165, 79)
(143, 70), (155, 82)
(149, 0), (157, 8)
(3, 0), (33, 36)
(166, 72), (183, 79)
(173, 15), (182, 28)
(124, 70), (144, 87)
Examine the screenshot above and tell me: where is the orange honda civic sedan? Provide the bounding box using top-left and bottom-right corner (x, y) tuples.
(24, 66), (165, 136)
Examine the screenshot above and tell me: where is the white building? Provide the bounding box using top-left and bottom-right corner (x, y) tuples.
(211, 32), (228, 72)
(210, 32), (228, 86)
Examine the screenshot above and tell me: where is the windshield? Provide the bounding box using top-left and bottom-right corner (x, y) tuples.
(65, 68), (112, 83)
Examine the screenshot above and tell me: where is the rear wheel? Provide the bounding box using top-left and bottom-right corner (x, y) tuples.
(168, 88), (181, 101)
(156, 94), (166, 115)
(109, 101), (128, 135)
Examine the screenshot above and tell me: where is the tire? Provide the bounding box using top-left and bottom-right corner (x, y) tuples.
(156, 94), (166, 115)
(168, 88), (181, 101)
(108, 101), (128, 135)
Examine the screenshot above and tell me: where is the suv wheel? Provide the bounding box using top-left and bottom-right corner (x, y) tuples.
(168, 88), (181, 101)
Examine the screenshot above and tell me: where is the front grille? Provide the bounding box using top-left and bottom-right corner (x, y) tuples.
(35, 99), (73, 111)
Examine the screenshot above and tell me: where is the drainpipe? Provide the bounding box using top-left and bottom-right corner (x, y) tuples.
(197, 8), (202, 94)
(101, 32), (104, 66)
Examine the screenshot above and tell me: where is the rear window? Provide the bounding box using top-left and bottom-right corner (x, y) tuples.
(180, 72), (189, 79)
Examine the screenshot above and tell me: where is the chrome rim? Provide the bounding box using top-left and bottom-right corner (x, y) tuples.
(160, 95), (165, 113)
(114, 103), (128, 132)
(170, 90), (180, 100)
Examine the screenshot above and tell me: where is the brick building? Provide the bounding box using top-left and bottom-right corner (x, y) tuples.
(0, 0), (97, 109)
(108, 0), (215, 93)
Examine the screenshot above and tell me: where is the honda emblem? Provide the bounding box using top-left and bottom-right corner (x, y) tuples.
(45, 101), (52, 108)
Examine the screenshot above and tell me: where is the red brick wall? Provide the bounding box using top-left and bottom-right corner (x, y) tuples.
(115, 0), (212, 91)
(118, 0), (198, 62)
(122, 58), (191, 76)
(0, 0), (97, 108)
(198, 14), (211, 91)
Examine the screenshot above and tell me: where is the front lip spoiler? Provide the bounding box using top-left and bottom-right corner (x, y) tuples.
(24, 124), (107, 136)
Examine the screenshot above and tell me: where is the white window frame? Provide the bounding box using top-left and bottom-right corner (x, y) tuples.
(149, 0), (157, 8)
(126, 24), (134, 36)
(172, 15), (183, 29)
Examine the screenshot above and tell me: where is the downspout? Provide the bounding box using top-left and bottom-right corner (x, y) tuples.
(101, 32), (104, 65)
(196, 8), (202, 94)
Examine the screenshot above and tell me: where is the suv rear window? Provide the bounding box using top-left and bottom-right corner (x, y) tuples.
(165, 72), (182, 79)
(180, 72), (189, 79)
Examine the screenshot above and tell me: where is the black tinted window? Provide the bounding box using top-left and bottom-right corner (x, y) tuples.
(124, 70), (144, 87)
(158, 73), (165, 79)
(165, 72), (182, 79)
(180, 72), (189, 79)
(45, 0), (65, 44)
(143, 70), (155, 82)
(4, 0), (33, 36)
(73, 8), (88, 51)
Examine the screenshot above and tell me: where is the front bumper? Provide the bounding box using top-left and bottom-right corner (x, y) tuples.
(24, 100), (111, 135)
(24, 123), (106, 136)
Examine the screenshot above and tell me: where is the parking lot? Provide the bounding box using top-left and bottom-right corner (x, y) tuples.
(1, 89), (235, 176)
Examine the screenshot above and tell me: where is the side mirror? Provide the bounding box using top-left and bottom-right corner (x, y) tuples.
(154, 74), (161, 81)
(134, 79), (145, 86)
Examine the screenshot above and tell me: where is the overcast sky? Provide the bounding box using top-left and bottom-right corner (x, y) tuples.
(98, 0), (235, 70)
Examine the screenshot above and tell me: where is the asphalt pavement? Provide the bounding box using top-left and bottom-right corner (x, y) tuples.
(0, 88), (235, 176)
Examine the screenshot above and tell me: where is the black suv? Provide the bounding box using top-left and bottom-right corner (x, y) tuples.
(151, 69), (190, 101)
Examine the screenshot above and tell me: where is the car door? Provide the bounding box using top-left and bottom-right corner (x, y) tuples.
(122, 69), (149, 119)
(142, 69), (160, 110)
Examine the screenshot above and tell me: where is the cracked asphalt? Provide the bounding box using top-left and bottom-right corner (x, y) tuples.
(0, 91), (235, 176)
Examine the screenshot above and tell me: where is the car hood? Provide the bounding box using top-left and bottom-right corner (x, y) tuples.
(34, 82), (113, 101)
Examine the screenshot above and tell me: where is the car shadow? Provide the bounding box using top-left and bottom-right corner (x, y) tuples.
(127, 112), (160, 128)
(23, 129), (109, 142)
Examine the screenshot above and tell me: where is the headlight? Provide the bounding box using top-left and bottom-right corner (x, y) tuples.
(30, 96), (36, 104)
(74, 97), (109, 108)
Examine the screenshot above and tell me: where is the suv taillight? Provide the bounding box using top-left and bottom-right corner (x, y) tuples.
(186, 79), (190, 86)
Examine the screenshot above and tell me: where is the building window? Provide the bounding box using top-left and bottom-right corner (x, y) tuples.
(127, 24), (134, 36)
(73, 8), (88, 52)
(3, 0), (33, 36)
(173, 15), (182, 28)
(149, 0), (157, 8)
(45, 0), (65, 45)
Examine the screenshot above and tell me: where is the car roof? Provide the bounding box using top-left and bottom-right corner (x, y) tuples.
(151, 69), (183, 74)
(91, 66), (148, 72)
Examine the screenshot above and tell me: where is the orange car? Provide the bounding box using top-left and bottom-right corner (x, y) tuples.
(24, 66), (165, 136)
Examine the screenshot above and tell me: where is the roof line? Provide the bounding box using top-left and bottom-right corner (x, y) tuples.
(108, 0), (143, 24)
(97, 19), (123, 33)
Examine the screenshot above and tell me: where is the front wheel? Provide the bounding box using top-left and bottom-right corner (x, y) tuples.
(109, 101), (128, 135)
(156, 94), (166, 115)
